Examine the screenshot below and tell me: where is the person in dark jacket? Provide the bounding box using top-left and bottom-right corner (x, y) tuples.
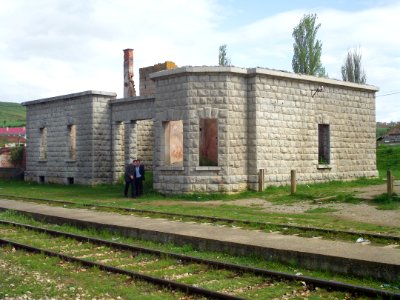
(124, 159), (135, 198)
(133, 159), (145, 197)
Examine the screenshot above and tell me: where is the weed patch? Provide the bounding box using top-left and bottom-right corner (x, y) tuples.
(372, 193), (400, 210)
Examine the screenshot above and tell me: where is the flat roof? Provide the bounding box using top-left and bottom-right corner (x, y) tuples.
(22, 90), (117, 106)
(150, 66), (379, 92)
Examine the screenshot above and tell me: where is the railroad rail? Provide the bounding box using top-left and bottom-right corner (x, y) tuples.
(1, 194), (399, 245)
(0, 219), (398, 299)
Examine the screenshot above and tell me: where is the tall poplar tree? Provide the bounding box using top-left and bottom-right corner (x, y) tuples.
(341, 47), (367, 84)
(292, 13), (326, 76)
(218, 44), (231, 66)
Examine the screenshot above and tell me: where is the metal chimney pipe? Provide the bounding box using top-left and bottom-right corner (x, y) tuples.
(123, 49), (136, 97)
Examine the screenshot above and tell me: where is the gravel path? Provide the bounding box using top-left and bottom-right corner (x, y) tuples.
(152, 184), (400, 228)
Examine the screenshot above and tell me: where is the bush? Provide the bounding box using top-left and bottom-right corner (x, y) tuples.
(9, 145), (24, 167)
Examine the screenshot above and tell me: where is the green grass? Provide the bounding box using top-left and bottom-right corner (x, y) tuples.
(0, 102), (26, 127)
(0, 178), (399, 237)
(0, 143), (397, 233)
(0, 175), (382, 204)
(377, 144), (400, 178)
(0, 247), (183, 299)
(372, 193), (400, 210)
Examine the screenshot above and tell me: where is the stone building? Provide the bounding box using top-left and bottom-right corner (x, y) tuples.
(23, 51), (379, 193)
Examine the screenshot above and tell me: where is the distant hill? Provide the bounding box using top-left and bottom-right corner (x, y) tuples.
(0, 102), (26, 127)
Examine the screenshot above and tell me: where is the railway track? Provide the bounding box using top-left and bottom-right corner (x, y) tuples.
(0, 219), (398, 299)
(1, 194), (399, 245)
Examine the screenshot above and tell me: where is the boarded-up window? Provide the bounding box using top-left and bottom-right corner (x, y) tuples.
(68, 125), (76, 160)
(163, 120), (183, 165)
(318, 124), (330, 164)
(39, 127), (47, 160)
(199, 119), (218, 166)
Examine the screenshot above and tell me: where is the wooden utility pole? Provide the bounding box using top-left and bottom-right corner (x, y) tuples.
(387, 170), (394, 196)
(291, 170), (296, 194)
(258, 169), (265, 192)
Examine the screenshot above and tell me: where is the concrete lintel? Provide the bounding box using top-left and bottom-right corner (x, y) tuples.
(111, 96), (155, 106)
(195, 166), (222, 171)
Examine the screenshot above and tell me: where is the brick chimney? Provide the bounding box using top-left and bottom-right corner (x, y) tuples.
(123, 48), (136, 97)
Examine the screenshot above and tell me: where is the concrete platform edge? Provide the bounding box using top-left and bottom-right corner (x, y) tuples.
(1, 207), (398, 282)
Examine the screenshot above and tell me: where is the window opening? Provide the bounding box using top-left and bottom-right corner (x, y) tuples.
(39, 127), (47, 160)
(199, 119), (218, 166)
(68, 125), (76, 160)
(318, 124), (330, 164)
(163, 120), (183, 166)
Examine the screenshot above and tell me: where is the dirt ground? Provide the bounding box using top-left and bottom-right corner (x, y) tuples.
(153, 184), (400, 227)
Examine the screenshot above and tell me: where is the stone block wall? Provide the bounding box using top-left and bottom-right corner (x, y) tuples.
(251, 69), (378, 188)
(112, 121), (125, 182)
(152, 73), (189, 193)
(152, 67), (378, 193)
(225, 74), (249, 192)
(23, 91), (116, 185)
(152, 68), (250, 193)
(139, 61), (177, 97)
(136, 119), (154, 168)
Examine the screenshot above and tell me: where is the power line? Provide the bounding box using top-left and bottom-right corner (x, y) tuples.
(376, 91), (400, 97)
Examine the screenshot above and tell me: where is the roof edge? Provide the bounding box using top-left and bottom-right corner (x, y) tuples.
(150, 66), (379, 92)
(22, 90), (117, 106)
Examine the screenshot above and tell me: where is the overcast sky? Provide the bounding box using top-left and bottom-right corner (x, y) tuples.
(0, 0), (399, 122)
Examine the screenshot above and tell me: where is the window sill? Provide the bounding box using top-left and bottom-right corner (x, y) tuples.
(196, 166), (221, 171)
(159, 166), (184, 171)
(65, 160), (77, 163)
(317, 164), (332, 169)
(38, 159), (47, 163)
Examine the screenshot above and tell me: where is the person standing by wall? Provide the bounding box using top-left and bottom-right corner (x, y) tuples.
(134, 159), (145, 197)
(124, 159), (135, 198)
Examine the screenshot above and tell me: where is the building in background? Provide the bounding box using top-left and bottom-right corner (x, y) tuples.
(383, 124), (400, 144)
(0, 127), (26, 147)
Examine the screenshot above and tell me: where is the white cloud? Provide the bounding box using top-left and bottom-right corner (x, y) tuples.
(322, 4), (400, 121)
(227, 3), (400, 121)
(0, 0), (398, 121)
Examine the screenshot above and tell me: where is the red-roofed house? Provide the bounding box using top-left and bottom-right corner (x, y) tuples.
(0, 127), (26, 136)
(0, 127), (26, 146)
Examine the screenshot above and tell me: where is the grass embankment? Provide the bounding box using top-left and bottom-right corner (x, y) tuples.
(0, 102), (26, 127)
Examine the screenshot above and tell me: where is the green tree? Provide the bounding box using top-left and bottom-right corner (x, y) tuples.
(218, 44), (231, 66)
(341, 47), (366, 84)
(292, 13), (326, 76)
